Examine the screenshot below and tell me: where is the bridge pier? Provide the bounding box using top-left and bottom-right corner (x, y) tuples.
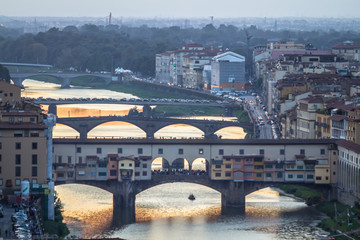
(145, 124), (155, 139)
(221, 181), (245, 210)
(79, 124), (89, 139)
(61, 77), (71, 88)
(113, 181), (136, 211)
(142, 105), (152, 118)
(48, 104), (57, 115)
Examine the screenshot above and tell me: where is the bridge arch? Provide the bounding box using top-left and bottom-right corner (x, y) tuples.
(53, 123), (80, 138)
(151, 157), (170, 171)
(88, 121), (146, 138)
(154, 123), (204, 139)
(214, 126), (247, 139)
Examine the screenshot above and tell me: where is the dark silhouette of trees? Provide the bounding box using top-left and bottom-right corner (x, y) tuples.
(0, 64), (10, 83)
(0, 24), (360, 77)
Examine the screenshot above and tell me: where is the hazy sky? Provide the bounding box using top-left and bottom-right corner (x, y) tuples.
(1, 0), (360, 19)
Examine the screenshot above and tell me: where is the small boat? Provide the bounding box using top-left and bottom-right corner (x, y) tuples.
(188, 194), (195, 200)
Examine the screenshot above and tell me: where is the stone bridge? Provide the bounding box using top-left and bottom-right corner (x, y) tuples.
(10, 72), (112, 88)
(55, 176), (287, 217)
(56, 116), (253, 139)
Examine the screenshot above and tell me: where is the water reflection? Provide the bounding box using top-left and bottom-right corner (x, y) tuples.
(55, 184), (324, 240)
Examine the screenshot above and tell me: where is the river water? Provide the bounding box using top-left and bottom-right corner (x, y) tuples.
(22, 79), (326, 239)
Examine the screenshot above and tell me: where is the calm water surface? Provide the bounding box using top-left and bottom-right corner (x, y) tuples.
(55, 184), (325, 240)
(23, 79), (325, 239)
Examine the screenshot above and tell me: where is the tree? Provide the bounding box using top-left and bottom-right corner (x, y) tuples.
(0, 64), (10, 83)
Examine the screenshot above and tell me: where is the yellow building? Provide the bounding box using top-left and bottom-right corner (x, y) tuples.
(118, 157), (135, 181)
(315, 112), (331, 139)
(0, 80), (21, 107)
(211, 157), (232, 180)
(253, 156), (264, 181)
(0, 81), (47, 196)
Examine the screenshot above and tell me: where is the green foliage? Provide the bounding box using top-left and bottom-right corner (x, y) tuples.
(0, 64), (10, 83)
(280, 185), (321, 205)
(154, 105), (222, 117)
(316, 201), (360, 237)
(42, 197), (70, 239)
(236, 110), (250, 122)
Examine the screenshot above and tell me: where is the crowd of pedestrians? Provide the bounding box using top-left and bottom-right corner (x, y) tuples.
(152, 169), (208, 176)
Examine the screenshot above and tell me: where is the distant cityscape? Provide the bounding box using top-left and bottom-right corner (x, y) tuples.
(1, 15), (360, 34)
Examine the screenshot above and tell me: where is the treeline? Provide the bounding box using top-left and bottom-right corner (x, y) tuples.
(1, 24), (360, 77)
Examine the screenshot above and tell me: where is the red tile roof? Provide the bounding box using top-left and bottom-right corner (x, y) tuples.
(332, 41), (360, 49)
(336, 140), (360, 154)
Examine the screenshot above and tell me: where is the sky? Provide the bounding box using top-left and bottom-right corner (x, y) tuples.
(1, 0), (360, 19)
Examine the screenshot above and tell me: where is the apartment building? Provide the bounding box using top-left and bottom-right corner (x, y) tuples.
(211, 51), (246, 91)
(0, 81), (47, 196)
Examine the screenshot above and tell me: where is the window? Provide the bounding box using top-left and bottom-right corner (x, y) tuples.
(135, 162), (140, 167)
(280, 149), (285, 155)
(219, 149), (224, 155)
(58, 156), (62, 163)
(143, 163), (147, 168)
(215, 165), (221, 168)
(32, 142), (38, 150)
(259, 149), (264, 154)
(158, 148), (163, 154)
(236, 173), (241, 177)
(316, 176), (322, 180)
(15, 154), (21, 164)
(320, 149), (325, 155)
(13, 130), (22, 137)
(32, 167), (37, 177)
(143, 171), (147, 176)
(15, 142), (21, 149)
(239, 149), (244, 155)
(277, 172), (283, 178)
(118, 148), (122, 154)
(97, 148), (102, 154)
(138, 148), (143, 154)
(32, 155), (37, 164)
(79, 156), (82, 164)
(297, 174), (303, 179)
(110, 170), (117, 176)
(18, 117), (22, 122)
(135, 172), (140, 177)
(215, 173), (221, 177)
(129, 163), (132, 167)
(15, 179), (21, 186)
(30, 117), (35, 123)
(225, 164), (231, 168)
(178, 149), (183, 154)
(121, 163), (124, 167)
(68, 156), (72, 163)
(245, 172), (253, 177)
(76, 147), (81, 153)
(307, 174), (314, 179)
(199, 149), (204, 154)
(245, 165), (252, 169)
(288, 174), (293, 179)
(15, 167), (21, 177)
(0, 179), (2, 186)
(0, 155), (1, 162)
(300, 149), (305, 155)
(98, 172), (107, 176)
(9, 117), (14, 123)
(265, 164), (273, 169)
(225, 172), (231, 177)
(0, 142), (1, 149)
(297, 166), (304, 170)
(256, 173), (262, 177)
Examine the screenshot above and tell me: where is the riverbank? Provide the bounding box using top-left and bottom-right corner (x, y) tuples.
(26, 76), (251, 119)
(280, 185), (360, 239)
